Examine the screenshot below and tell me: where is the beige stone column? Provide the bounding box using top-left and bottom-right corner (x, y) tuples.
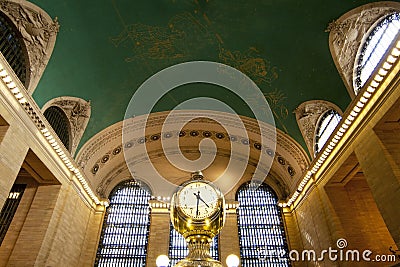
(146, 200), (171, 266)
(78, 207), (106, 266)
(354, 129), (400, 247)
(0, 123), (29, 208)
(7, 184), (61, 266)
(219, 200), (240, 264)
(282, 209), (303, 254)
(0, 179), (38, 267)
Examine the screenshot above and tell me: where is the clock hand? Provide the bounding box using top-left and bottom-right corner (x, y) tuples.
(198, 195), (210, 208)
(194, 191), (200, 216)
(194, 191), (210, 208)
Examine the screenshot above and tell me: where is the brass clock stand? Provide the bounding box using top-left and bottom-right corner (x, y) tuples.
(174, 235), (222, 267)
(170, 172), (225, 267)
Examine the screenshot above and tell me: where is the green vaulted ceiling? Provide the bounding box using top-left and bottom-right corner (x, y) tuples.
(29, 0), (380, 153)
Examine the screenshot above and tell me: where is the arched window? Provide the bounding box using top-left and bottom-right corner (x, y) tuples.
(168, 225), (219, 266)
(354, 12), (400, 94)
(43, 106), (71, 151)
(0, 13), (27, 86)
(314, 109), (342, 155)
(236, 182), (290, 267)
(95, 180), (151, 266)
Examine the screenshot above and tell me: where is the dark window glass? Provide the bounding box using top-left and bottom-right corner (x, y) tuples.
(0, 184), (26, 245)
(43, 106), (70, 151)
(168, 225), (219, 266)
(236, 182), (291, 267)
(95, 180), (151, 267)
(0, 14), (27, 85)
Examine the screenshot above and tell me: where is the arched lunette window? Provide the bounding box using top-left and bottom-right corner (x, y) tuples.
(0, 13), (27, 86)
(95, 179), (152, 267)
(314, 109), (342, 155)
(354, 12), (400, 94)
(43, 106), (71, 152)
(168, 225), (219, 266)
(236, 182), (291, 267)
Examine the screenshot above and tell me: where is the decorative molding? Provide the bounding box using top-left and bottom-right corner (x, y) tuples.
(75, 111), (310, 199)
(77, 112), (309, 173)
(294, 100), (343, 157)
(281, 34), (400, 208)
(0, 53), (104, 207)
(327, 1), (400, 98)
(0, 0), (59, 93)
(42, 96), (91, 156)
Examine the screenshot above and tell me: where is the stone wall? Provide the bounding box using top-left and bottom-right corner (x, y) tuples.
(0, 79), (104, 266)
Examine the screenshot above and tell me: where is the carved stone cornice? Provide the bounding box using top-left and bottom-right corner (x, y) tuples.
(327, 2), (400, 98)
(0, 0), (59, 93)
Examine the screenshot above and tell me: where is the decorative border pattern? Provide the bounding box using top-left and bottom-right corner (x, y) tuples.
(75, 111), (310, 199)
(77, 112), (309, 174)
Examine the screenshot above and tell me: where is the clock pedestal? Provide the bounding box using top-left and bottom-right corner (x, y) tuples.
(174, 236), (223, 267)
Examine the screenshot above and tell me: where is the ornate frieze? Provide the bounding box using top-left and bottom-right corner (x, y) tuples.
(0, 0), (59, 93)
(75, 111), (310, 198)
(327, 2), (400, 97)
(294, 100), (343, 157)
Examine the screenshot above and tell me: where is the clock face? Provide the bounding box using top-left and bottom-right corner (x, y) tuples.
(178, 182), (219, 220)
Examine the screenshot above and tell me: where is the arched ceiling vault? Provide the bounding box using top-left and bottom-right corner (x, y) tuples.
(76, 111), (309, 200)
(27, 0), (395, 153)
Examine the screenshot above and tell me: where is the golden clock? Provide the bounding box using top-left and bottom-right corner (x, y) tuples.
(170, 172), (225, 267)
(177, 181), (219, 220)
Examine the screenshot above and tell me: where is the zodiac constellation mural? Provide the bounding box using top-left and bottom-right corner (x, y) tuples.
(110, 5), (289, 132)
(110, 12), (217, 63)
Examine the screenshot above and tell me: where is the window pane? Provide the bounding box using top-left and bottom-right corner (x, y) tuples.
(168, 224), (219, 266)
(354, 13), (400, 94)
(236, 183), (291, 267)
(95, 180), (151, 267)
(0, 184), (26, 245)
(315, 110), (342, 155)
(0, 14), (27, 85)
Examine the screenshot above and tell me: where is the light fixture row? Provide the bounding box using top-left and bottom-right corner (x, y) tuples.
(279, 40), (400, 208)
(150, 201), (170, 209)
(0, 62), (106, 207)
(149, 199), (239, 210)
(225, 202), (239, 210)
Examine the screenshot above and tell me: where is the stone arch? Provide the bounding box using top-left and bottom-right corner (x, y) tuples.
(327, 1), (400, 98)
(42, 96), (91, 156)
(294, 100), (343, 157)
(0, 0), (59, 94)
(76, 110), (310, 200)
